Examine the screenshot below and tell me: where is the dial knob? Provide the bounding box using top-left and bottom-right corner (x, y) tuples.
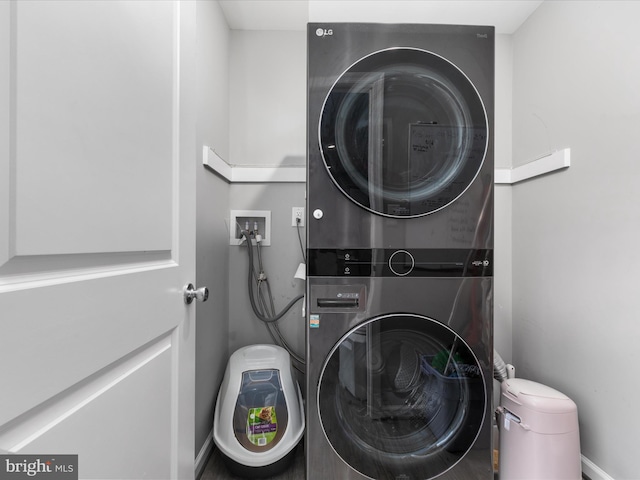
(388, 250), (414, 276)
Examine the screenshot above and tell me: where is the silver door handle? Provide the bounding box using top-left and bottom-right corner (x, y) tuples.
(183, 283), (209, 304)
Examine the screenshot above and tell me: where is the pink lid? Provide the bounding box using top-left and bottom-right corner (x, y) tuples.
(501, 379), (579, 434)
(504, 378), (574, 411)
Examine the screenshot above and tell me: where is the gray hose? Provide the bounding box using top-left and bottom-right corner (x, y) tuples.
(242, 230), (304, 324)
(493, 349), (508, 382)
(241, 231), (306, 369)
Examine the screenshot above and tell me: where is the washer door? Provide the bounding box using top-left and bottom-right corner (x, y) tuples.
(319, 48), (487, 217)
(318, 314), (486, 480)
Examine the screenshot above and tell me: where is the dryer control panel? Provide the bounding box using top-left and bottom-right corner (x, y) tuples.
(308, 248), (492, 277)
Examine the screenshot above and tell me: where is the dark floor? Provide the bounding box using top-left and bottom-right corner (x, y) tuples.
(200, 441), (589, 480)
(200, 445), (305, 480)
(200, 445), (501, 480)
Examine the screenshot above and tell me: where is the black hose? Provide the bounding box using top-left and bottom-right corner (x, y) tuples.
(295, 221), (306, 263)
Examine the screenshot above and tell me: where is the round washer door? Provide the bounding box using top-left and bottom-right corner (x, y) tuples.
(319, 48), (487, 217)
(318, 314), (486, 480)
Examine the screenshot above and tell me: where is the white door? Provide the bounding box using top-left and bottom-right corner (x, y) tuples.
(0, 1), (197, 479)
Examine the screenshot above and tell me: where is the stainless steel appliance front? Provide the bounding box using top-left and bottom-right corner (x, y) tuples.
(307, 23), (494, 250)
(306, 276), (493, 479)
(306, 22), (495, 480)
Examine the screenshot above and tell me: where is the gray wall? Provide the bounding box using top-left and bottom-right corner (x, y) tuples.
(195, 0), (230, 459)
(227, 183), (306, 359)
(226, 30), (307, 363)
(511, 2), (640, 478)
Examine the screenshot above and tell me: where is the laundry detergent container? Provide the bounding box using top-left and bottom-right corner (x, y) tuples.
(213, 345), (304, 478)
(499, 378), (581, 479)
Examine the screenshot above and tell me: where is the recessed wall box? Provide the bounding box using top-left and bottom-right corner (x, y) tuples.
(230, 210), (271, 246)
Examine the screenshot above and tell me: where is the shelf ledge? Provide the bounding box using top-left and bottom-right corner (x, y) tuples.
(205, 146), (570, 186)
(495, 148), (571, 185)
(203, 146), (305, 183)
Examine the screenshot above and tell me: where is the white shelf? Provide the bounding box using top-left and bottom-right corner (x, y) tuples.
(205, 146), (570, 186)
(203, 146), (305, 183)
(495, 148), (571, 185)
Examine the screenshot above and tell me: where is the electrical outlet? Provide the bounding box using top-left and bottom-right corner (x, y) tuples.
(292, 207), (305, 227)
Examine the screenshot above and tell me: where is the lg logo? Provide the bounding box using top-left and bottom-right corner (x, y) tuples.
(471, 260), (490, 267)
(315, 28), (333, 37)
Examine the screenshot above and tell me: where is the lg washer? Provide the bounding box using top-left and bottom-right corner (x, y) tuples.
(306, 273), (492, 480)
(306, 23), (494, 480)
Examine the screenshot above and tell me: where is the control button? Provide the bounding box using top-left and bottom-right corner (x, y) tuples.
(389, 250), (415, 276)
(313, 209), (324, 219)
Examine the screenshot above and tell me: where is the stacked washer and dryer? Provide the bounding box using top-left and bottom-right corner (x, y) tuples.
(306, 23), (495, 480)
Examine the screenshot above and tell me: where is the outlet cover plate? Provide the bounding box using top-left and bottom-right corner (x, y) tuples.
(292, 207), (305, 227)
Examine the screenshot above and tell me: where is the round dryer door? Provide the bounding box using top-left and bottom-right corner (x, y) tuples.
(317, 314), (486, 480)
(319, 48), (488, 217)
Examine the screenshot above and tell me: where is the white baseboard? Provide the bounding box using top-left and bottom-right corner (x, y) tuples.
(582, 455), (614, 480)
(195, 431), (214, 480)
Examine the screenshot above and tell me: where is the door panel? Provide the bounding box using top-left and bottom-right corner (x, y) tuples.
(12, 1), (174, 256)
(0, 1), (196, 478)
(1, 336), (172, 473)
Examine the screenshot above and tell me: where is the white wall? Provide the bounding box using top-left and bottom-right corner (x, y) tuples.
(512, 2), (640, 478)
(195, 0), (230, 460)
(229, 30), (307, 167)
(226, 30), (308, 365)
(494, 34), (514, 364)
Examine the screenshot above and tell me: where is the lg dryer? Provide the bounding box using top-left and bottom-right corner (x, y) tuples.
(307, 22), (494, 251)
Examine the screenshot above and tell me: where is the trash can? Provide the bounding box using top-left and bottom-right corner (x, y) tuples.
(499, 378), (581, 479)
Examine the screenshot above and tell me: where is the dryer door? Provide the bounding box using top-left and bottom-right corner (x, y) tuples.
(319, 48), (487, 218)
(317, 314), (486, 480)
